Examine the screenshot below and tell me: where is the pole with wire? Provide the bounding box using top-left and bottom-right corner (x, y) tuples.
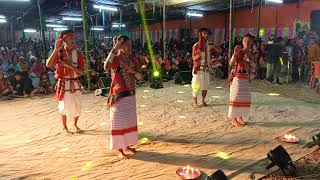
(81, 0), (92, 91)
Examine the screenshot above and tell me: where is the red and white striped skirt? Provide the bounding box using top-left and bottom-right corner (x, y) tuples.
(109, 95), (138, 150)
(228, 77), (251, 120)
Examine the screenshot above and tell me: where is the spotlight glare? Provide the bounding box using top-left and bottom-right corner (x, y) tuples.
(60, 147), (69, 152)
(153, 71), (160, 77)
(139, 137), (150, 143)
(81, 161), (93, 171)
(267, 93), (281, 96)
(100, 122), (107, 126)
(215, 151), (230, 160)
(212, 96), (221, 98)
(0, 15), (6, 19)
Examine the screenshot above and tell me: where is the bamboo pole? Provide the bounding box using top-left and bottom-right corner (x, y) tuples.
(228, 0), (234, 72)
(162, 0), (166, 61)
(36, 0), (47, 58)
(257, 0), (262, 39)
(81, 0), (92, 90)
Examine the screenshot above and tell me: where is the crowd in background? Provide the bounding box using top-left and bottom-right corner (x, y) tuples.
(1, 29), (320, 99)
(0, 39), (55, 99)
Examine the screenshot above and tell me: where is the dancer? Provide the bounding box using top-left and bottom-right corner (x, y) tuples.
(191, 28), (221, 108)
(228, 34), (256, 127)
(104, 35), (143, 160)
(46, 30), (85, 135)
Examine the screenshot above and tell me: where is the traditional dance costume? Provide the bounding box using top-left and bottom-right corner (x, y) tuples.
(228, 49), (252, 120)
(54, 50), (84, 118)
(192, 41), (213, 97)
(106, 52), (138, 150)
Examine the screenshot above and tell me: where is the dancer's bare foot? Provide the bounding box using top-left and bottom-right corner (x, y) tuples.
(201, 101), (208, 107)
(231, 119), (243, 127)
(236, 117), (246, 126)
(126, 147), (137, 154)
(117, 150), (129, 160)
(192, 102), (200, 108)
(62, 128), (73, 135)
(75, 126), (83, 133)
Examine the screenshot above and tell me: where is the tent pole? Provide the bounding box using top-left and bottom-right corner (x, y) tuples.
(81, 0), (92, 90)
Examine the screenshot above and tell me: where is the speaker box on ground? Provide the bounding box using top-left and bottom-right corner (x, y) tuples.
(174, 71), (192, 85)
(95, 88), (110, 96)
(98, 77), (111, 88)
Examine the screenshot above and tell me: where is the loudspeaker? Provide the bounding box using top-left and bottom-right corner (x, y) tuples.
(174, 71), (192, 85)
(98, 77), (111, 88)
(209, 170), (228, 180)
(95, 87), (110, 96)
(311, 10), (320, 32)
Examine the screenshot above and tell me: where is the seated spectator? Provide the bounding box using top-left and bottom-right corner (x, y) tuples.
(0, 51), (9, 75)
(0, 72), (11, 97)
(177, 57), (190, 72)
(18, 56), (29, 73)
(11, 72), (33, 97)
(91, 69), (99, 89)
(47, 70), (55, 88)
(29, 58), (47, 78)
(186, 54), (193, 70)
(34, 73), (52, 95)
(7, 68), (16, 85)
(8, 56), (22, 72)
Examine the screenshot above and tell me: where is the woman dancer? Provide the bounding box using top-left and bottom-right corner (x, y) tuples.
(228, 34), (256, 127)
(104, 35), (143, 160)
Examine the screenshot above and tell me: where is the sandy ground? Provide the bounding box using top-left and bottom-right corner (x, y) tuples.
(0, 80), (319, 180)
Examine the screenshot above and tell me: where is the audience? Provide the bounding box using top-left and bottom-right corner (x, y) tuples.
(0, 71), (11, 97)
(0, 29), (319, 100)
